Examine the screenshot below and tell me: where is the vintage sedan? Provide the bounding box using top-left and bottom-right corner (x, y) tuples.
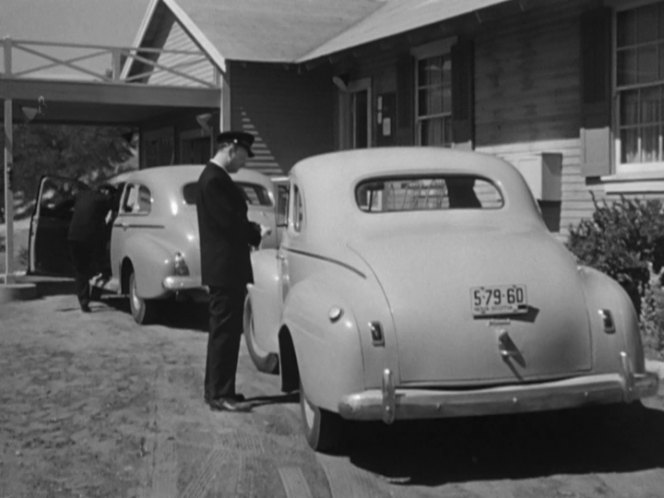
(29, 164), (276, 323)
(244, 147), (659, 452)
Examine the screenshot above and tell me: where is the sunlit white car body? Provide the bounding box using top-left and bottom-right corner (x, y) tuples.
(244, 147), (659, 451)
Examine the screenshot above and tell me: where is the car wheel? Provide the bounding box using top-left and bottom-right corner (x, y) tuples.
(243, 295), (279, 374)
(129, 271), (157, 325)
(299, 380), (342, 453)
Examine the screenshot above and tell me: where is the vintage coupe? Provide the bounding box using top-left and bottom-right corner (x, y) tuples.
(29, 164), (277, 323)
(244, 147), (659, 452)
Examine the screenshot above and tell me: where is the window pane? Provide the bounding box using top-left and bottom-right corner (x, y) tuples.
(418, 56), (444, 86)
(618, 9), (638, 47)
(420, 117), (444, 146)
(621, 128), (639, 163)
(617, 48), (638, 86)
(642, 125), (661, 161)
(620, 89), (639, 126)
(418, 87), (444, 115)
(637, 4), (659, 43)
(642, 87), (661, 123)
(637, 45), (658, 83)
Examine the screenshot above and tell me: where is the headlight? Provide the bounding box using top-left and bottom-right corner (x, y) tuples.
(173, 252), (189, 276)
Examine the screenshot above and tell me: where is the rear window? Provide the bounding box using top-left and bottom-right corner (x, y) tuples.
(355, 175), (503, 212)
(182, 182), (273, 206)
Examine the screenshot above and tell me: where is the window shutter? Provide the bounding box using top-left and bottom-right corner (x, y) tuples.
(396, 55), (415, 145)
(451, 38), (474, 149)
(580, 6), (612, 177)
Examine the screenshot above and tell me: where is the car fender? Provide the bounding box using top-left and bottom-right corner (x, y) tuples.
(578, 266), (647, 375)
(282, 270), (387, 413)
(247, 249), (282, 355)
(119, 233), (179, 299)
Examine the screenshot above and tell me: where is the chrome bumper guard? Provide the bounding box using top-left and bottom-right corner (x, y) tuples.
(339, 359), (659, 424)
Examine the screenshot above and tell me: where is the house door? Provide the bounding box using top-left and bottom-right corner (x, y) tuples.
(339, 78), (372, 149)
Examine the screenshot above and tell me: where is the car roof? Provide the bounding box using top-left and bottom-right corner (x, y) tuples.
(288, 147), (544, 240)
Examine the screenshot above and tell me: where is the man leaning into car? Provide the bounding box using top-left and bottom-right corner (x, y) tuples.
(67, 184), (116, 312)
(196, 131), (262, 412)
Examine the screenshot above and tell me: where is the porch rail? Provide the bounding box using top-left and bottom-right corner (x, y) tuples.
(1, 37), (219, 88)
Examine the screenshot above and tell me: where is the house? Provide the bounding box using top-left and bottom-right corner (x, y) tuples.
(126, 0), (664, 237)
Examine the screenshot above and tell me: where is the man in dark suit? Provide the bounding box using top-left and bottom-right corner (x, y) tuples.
(67, 185), (116, 312)
(196, 131), (262, 412)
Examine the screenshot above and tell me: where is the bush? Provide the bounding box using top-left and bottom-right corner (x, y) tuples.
(566, 195), (664, 357)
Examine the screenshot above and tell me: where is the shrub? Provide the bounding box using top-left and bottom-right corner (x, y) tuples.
(566, 195), (664, 357)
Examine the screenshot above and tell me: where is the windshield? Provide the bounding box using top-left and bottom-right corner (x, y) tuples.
(355, 175), (503, 212)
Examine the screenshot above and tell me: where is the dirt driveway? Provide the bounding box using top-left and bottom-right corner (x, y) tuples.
(1, 293), (664, 498)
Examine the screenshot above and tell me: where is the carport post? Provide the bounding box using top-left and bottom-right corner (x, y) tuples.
(3, 99), (14, 282)
(3, 36), (15, 282)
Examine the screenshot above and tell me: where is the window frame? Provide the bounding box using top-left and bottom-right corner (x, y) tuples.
(612, 0), (664, 177)
(412, 38), (457, 147)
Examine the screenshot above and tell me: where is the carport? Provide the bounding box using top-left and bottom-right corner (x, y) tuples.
(1, 37), (222, 286)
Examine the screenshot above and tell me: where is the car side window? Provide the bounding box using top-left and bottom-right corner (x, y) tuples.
(121, 183), (152, 215)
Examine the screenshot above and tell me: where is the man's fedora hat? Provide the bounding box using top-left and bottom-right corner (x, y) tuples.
(217, 131), (255, 157)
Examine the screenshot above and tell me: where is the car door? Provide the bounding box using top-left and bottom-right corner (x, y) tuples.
(28, 176), (89, 276)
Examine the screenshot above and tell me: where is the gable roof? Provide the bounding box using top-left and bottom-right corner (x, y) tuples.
(133, 0), (380, 69)
(131, 0), (513, 71)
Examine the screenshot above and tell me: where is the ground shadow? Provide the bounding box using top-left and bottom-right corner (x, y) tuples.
(341, 402), (664, 485)
(101, 297), (209, 331)
(247, 392), (299, 407)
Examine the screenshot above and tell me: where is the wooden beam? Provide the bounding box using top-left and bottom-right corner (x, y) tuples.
(0, 78), (220, 108)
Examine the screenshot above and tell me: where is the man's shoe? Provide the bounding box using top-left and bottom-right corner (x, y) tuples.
(208, 397), (252, 412)
(80, 303), (91, 313)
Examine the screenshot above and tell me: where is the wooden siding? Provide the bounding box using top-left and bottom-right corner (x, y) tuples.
(149, 21), (216, 87)
(229, 62), (336, 175)
(473, 0), (603, 239)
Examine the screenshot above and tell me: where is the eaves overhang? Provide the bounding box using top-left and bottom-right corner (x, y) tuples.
(297, 0), (514, 63)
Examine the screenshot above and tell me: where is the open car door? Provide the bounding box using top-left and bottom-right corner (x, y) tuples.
(28, 176), (89, 276)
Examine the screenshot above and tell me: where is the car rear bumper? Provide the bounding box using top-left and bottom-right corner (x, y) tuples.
(338, 355), (659, 424)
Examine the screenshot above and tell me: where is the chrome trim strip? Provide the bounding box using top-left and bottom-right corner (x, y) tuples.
(283, 247), (366, 278)
(113, 223), (165, 229)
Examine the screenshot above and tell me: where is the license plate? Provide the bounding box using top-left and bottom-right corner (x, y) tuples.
(470, 284), (528, 316)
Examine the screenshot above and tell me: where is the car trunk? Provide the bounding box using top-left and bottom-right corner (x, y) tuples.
(350, 225), (592, 386)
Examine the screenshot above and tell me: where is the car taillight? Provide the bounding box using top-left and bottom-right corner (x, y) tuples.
(173, 252), (189, 276)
